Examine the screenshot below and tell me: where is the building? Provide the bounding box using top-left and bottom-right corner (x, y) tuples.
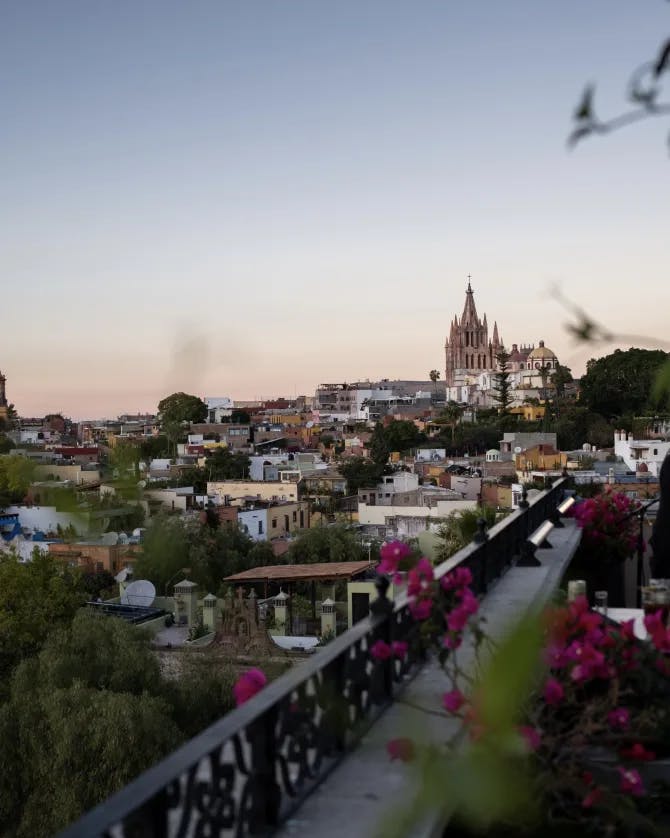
(444, 281), (560, 406)
(445, 278), (502, 393)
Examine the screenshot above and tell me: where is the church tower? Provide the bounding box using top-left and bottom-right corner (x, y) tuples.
(444, 280), (502, 389)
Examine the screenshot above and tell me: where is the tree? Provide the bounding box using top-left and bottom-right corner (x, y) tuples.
(436, 506), (498, 562)
(285, 525), (366, 565)
(0, 434), (15, 454)
(133, 513), (260, 594)
(492, 348), (513, 413)
(368, 423), (392, 467)
(139, 434), (169, 460)
(157, 392), (208, 426)
(230, 409), (251, 424)
(0, 550), (84, 688)
(157, 392), (207, 453)
(338, 457), (384, 493)
(437, 402), (463, 445)
(0, 608), (239, 836)
(429, 369), (441, 399)
(550, 364), (573, 400)
(0, 454), (36, 509)
(580, 348), (668, 420)
(205, 447), (250, 481)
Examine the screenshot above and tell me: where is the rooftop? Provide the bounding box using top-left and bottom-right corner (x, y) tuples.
(224, 560), (375, 583)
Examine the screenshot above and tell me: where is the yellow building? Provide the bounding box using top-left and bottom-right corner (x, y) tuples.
(509, 403), (546, 422)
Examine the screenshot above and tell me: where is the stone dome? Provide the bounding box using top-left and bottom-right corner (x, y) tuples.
(527, 340), (557, 362)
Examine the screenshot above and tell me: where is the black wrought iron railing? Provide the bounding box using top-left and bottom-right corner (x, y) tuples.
(58, 478), (568, 838)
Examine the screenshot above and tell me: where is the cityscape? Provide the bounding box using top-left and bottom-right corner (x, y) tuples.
(2, 2), (670, 837)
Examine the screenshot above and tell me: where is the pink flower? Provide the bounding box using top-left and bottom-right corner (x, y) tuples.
(387, 737), (415, 762)
(543, 677), (565, 706)
(582, 787), (603, 808)
(407, 557), (434, 597)
(378, 540), (411, 575)
(447, 605), (470, 633)
(370, 640), (392, 661)
(233, 668), (267, 706)
(519, 725), (541, 752)
(441, 566), (473, 591)
(459, 590), (479, 616)
(617, 767), (645, 796)
(643, 609), (666, 639)
(391, 640), (408, 659)
(544, 643), (568, 669)
(607, 707), (630, 730)
(443, 631), (462, 650)
(620, 743), (656, 762)
(443, 688), (465, 713)
(409, 597), (432, 621)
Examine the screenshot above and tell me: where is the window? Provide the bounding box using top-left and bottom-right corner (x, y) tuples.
(258, 521), (263, 535)
(272, 518), (277, 528)
(292, 511), (297, 522)
(654, 449), (658, 455)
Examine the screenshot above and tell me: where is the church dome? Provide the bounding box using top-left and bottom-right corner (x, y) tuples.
(527, 340), (557, 362)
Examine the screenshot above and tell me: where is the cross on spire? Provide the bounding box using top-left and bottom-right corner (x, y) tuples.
(467, 274), (472, 292)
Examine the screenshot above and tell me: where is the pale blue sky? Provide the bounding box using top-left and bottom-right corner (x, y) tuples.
(1, 1), (668, 417)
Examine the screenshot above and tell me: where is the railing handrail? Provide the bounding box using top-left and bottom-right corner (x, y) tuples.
(58, 477), (568, 838)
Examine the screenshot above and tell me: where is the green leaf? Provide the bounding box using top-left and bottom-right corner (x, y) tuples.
(475, 612), (543, 732)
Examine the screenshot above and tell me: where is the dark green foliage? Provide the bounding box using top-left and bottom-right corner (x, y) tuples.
(368, 419), (426, 466)
(580, 348), (669, 420)
(157, 392), (208, 426)
(80, 569), (116, 599)
(338, 456), (384, 492)
(0, 454), (36, 509)
(230, 409), (250, 424)
(139, 434), (170, 459)
(0, 434), (15, 454)
(0, 612), (236, 836)
(492, 349), (513, 413)
(0, 550), (84, 689)
(205, 447), (250, 480)
(133, 513), (264, 594)
(285, 524), (366, 565)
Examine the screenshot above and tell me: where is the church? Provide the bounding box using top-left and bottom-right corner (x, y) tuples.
(444, 281), (560, 406)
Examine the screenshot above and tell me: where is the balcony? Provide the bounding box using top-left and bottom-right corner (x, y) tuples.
(59, 480), (580, 838)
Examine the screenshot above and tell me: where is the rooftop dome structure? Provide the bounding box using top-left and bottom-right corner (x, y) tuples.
(527, 340), (557, 362)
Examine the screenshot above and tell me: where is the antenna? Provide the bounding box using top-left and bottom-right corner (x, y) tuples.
(121, 579), (156, 607)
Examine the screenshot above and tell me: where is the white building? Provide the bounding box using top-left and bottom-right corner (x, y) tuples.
(614, 430), (670, 476)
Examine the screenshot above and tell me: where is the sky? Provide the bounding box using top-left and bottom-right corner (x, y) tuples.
(1, 1), (668, 419)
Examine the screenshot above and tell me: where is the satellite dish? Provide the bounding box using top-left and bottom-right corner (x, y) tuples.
(102, 531), (119, 546)
(514, 446), (522, 454)
(132, 528), (143, 538)
(137, 480), (146, 489)
(122, 579), (156, 607)
(118, 533), (129, 544)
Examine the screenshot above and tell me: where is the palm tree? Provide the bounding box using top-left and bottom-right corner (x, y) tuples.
(429, 369), (441, 400)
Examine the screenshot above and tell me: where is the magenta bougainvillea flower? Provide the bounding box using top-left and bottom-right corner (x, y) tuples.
(617, 767), (645, 796)
(370, 639), (393, 661)
(377, 540), (412, 575)
(443, 688), (465, 714)
(386, 737), (416, 762)
(232, 668), (267, 706)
